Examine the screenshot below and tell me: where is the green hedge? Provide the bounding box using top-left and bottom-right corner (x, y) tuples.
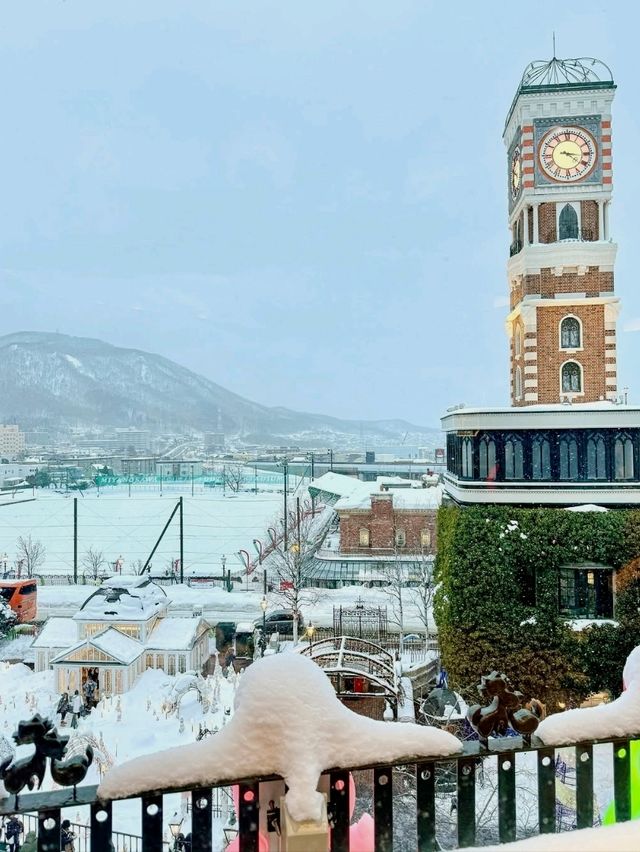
(434, 505), (640, 710)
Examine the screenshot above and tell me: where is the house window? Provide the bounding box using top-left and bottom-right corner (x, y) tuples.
(559, 203), (579, 240)
(395, 529), (406, 548)
(561, 361), (582, 394)
(559, 434), (579, 480)
(359, 528), (370, 547)
(531, 434), (551, 480)
(420, 529), (432, 549)
(615, 434), (635, 481)
(461, 437), (474, 478)
(515, 366), (523, 400)
(115, 670), (123, 693)
(178, 655), (187, 673)
(504, 434), (524, 480)
(146, 654), (153, 668)
(586, 434), (607, 480)
(558, 566), (613, 618)
(167, 655), (176, 676)
(560, 316), (581, 350)
(478, 435), (496, 481)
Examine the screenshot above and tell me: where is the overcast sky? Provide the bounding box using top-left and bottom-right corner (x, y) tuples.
(1, 1), (637, 427)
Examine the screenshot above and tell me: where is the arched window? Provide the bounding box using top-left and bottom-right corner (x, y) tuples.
(478, 435), (496, 481)
(515, 366), (523, 400)
(461, 437), (474, 478)
(395, 529), (406, 548)
(560, 316), (581, 350)
(515, 325), (523, 357)
(614, 434), (635, 481)
(559, 434), (579, 480)
(561, 361), (582, 394)
(504, 434), (524, 480)
(586, 434), (607, 480)
(531, 434), (551, 480)
(359, 528), (370, 547)
(420, 529), (432, 549)
(559, 203), (579, 240)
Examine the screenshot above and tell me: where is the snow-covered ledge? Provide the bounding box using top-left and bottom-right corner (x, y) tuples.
(98, 654), (462, 823)
(536, 646), (640, 747)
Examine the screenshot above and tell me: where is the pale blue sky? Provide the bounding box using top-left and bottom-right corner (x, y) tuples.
(1, 1), (637, 427)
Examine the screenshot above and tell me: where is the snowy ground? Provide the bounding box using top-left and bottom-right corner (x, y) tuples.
(0, 484), (293, 576)
(0, 661), (237, 848)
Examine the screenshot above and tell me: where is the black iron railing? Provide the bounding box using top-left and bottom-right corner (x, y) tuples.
(0, 735), (636, 851)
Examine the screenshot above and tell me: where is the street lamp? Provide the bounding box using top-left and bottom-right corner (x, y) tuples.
(307, 622), (315, 654)
(260, 596), (268, 656)
(168, 812), (183, 850)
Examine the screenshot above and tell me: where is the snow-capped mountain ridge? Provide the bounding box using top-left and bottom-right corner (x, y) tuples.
(0, 332), (437, 445)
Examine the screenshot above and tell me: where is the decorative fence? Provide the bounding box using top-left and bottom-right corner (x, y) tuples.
(1, 735), (636, 852)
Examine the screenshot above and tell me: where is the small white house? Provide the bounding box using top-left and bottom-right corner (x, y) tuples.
(33, 576), (210, 696)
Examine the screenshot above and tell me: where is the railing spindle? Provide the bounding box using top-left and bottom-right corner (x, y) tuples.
(238, 782), (259, 852)
(614, 740), (632, 822)
(141, 794), (163, 852)
(329, 769), (350, 852)
(575, 744), (594, 829)
(90, 800), (112, 851)
(498, 752), (516, 844)
(537, 747), (555, 834)
(373, 766), (393, 852)
(191, 787), (213, 852)
(37, 808), (61, 852)
(457, 757), (476, 848)
(416, 761), (436, 852)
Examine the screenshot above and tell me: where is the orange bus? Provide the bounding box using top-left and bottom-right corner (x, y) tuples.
(0, 579), (38, 623)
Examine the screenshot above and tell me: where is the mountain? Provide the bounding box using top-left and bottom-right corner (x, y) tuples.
(0, 332), (438, 446)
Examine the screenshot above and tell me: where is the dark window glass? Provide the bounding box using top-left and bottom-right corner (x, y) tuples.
(559, 203), (579, 240)
(461, 438), (474, 478)
(560, 317), (581, 349)
(504, 435), (524, 480)
(478, 436), (496, 481)
(531, 435), (551, 481)
(615, 435), (635, 481)
(561, 362), (582, 393)
(559, 435), (579, 480)
(0, 588), (13, 602)
(558, 567), (613, 618)
(586, 435), (607, 481)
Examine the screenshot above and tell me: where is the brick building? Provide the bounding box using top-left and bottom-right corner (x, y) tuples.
(505, 56), (617, 405)
(337, 491), (437, 556)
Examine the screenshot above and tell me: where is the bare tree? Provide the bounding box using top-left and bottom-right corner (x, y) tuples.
(267, 503), (324, 644)
(15, 535), (46, 578)
(410, 551), (436, 651)
(222, 464), (245, 493)
(82, 546), (106, 580)
(382, 550), (407, 654)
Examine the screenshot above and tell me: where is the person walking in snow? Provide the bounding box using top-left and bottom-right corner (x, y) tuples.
(70, 690), (83, 728)
(5, 814), (24, 851)
(56, 692), (70, 725)
(60, 819), (75, 852)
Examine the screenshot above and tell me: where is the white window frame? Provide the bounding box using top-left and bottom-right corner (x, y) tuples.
(559, 314), (583, 352)
(560, 360), (584, 398)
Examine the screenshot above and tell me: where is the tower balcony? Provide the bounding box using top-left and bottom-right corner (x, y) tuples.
(507, 237), (617, 278)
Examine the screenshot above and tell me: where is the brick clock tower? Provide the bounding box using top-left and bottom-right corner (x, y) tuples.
(504, 57), (618, 406)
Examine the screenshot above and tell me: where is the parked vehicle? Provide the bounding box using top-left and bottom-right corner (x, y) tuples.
(254, 610), (305, 638)
(0, 579), (38, 623)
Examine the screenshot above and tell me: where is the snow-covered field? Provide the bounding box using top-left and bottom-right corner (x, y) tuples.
(0, 485), (290, 576)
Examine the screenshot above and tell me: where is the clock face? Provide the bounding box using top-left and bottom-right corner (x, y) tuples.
(510, 147), (522, 199)
(538, 126), (597, 183)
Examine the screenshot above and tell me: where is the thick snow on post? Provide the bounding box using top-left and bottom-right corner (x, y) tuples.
(98, 654), (461, 822)
(536, 646), (640, 746)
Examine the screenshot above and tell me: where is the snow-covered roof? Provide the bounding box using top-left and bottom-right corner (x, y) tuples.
(75, 576), (168, 622)
(335, 485), (442, 511)
(308, 472), (366, 501)
(51, 627), (144, 666)
(32, 617), (78, 648)
(146, 617), (206, 651)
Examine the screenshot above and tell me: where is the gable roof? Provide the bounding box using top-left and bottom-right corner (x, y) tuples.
(50, 627), (144, 666)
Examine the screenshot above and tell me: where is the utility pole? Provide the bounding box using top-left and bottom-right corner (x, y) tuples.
(179, 495), (184, 584)
(282, 459), (289, 552)
(73, 497), (78, 584)
(221, 554), (228, 591)
(254, 466), (258, 493)
(309, 452), (316, 514)
(191, 463), (195, 497)
(296, 497), (301, 551)
(160, 465), (163, 496)
(329, 448), (334, 471)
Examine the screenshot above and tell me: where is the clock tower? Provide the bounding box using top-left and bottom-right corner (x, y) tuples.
(504, 57), (618, 406)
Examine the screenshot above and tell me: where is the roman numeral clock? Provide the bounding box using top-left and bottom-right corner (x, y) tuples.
(504, 56), (618, 406)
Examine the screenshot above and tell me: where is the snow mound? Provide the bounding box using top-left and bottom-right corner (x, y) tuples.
(537, 646), (640, 746)
(98, 654), (461, 822)
(481, 820), (640, 851)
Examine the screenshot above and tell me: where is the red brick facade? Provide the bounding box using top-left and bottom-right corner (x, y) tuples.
(338, 493), (437, 555)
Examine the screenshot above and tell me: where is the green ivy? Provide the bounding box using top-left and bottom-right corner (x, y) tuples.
(434, 505), (640, 710)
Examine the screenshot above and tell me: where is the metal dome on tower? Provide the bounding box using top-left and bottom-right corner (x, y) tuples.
(520, 56), (614, 89)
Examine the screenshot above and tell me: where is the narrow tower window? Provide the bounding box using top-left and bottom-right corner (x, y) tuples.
(561, 361), (582, 394)
(478, 435), (496, 481)
(515, 366), (523, 400)
(586, 434), (607, 480)
(559, 203), (579, 240)
(560, 316), (581, 350)
(504, 434), (524, 480)
(614, 435), (635, 481)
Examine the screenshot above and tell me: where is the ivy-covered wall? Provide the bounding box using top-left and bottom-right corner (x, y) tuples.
(434, 505), (640, 710)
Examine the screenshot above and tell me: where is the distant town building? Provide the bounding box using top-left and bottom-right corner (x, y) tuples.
(0, 425), (25, 460)
(115, 428), (152, 452)
(0, 462), (38, 488)
(156, 460), (204, 479)
(204, 431), (225, 452)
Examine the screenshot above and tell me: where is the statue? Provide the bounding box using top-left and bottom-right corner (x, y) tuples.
(467, 672), (541, 743)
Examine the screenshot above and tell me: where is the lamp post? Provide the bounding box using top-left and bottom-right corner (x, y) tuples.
(168, 812), (183, 851)
(260, 595), (268, 656)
